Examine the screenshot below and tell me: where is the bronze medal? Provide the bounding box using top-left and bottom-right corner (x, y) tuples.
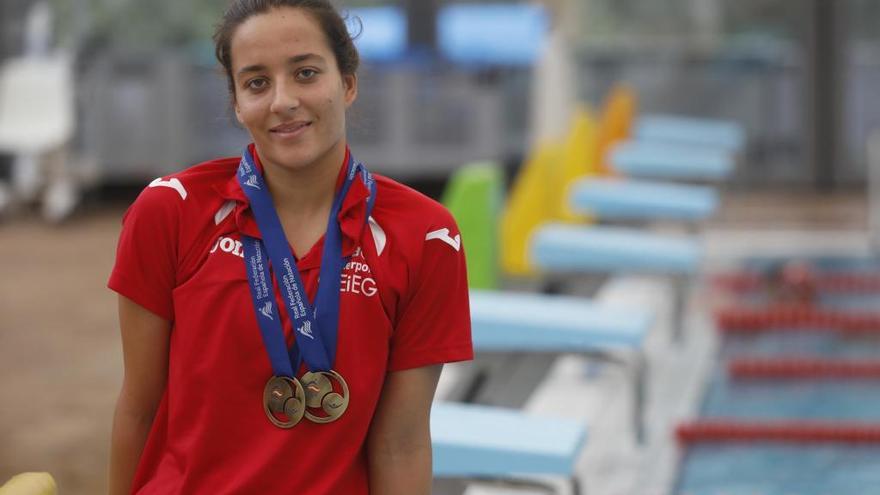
(303, 370), (349, 424)
(301, 371), (333, 408)
(263, 376), (306, 428)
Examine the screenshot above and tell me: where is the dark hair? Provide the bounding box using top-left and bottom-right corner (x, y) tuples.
(213, 0), (360, 99)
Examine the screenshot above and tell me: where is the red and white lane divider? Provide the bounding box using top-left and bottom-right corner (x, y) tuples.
(729, 357), (880, 380)
(716, 306), (880, 333)
(677, 420), (880, 444)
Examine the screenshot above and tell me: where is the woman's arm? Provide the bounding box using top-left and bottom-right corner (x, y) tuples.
(108, 295), (171, 495)
(367, 364), (443, 495)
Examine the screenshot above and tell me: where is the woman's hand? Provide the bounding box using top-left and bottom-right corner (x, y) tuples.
(108, 296), (171, 495)
(366, 365), (443, 495)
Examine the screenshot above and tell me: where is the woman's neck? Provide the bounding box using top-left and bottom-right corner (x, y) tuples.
(259, 142), (346, 219)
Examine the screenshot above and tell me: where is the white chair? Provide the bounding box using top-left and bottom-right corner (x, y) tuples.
(0, 54), (77, 220)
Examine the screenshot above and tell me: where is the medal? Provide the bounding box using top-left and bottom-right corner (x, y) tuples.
(302, 370), (349, 423)
(239, 145), (375, 428)
(263, 376), (306, 428)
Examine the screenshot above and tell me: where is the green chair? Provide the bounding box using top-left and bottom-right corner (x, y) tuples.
(442, 161), (504, 290)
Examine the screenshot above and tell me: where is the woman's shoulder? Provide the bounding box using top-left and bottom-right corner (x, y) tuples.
(126, 156), (240, 216)
(371, 174), (457, 230)
(155, 156), (241, 199)
(117, 157), (242, 255)
(368, 174), (463, 265)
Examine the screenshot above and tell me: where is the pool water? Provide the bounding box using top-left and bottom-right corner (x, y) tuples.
(677, 444), (880, 495)
(674, 258), (880, 494)
(700, 370), (880, 421)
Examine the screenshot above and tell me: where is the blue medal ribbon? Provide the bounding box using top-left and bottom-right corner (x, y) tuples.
(238, 147), (375, 377)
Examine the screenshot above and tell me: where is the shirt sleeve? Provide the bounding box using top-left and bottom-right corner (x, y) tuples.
(388, 215), (474, 371)
(107, 182), (182, 321)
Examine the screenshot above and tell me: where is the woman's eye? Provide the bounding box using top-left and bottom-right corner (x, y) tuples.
(297, 68), (318, 80)
(246, 78), (268, 90)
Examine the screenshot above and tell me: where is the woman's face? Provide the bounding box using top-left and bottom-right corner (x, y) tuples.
(230, 7), (357, 173)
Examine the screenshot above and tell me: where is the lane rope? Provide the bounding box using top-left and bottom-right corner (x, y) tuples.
(729, 357), (880, 379)
(677, 420), (880, 444)
(716, 306), (880, 333)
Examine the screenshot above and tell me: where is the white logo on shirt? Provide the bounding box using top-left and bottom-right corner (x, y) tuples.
(244, 175), (261, 189)
(260, 301), (273, 320)
(341, 250), (377, 297)
(426, 228), (461, 252)
(297, 321), (314, 339)
(148, 177), (187, 200)
(210, 238), (378, 300)
(209, 236), (244, 258)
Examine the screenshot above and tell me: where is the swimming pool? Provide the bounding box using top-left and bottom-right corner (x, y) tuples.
(674, 258), (880, 494)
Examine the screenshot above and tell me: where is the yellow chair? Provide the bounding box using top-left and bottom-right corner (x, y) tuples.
(0, 473), (57, 495)
(553, 104), (600, 222)
(500, 104), (603, 276)
(499, 142), (560, 276)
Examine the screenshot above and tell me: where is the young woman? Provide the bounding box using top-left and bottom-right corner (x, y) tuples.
(107, 1), (473, 493)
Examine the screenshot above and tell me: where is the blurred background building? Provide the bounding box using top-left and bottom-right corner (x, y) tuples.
(1, 0), (878, 215)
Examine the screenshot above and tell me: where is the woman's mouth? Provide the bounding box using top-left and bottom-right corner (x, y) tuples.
(270, 121), (312, 139)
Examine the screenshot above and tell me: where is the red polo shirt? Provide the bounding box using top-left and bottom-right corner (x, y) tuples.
(108, 146), (473, 494)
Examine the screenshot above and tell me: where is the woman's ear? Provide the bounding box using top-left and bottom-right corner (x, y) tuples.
(233, 100), (244, 125)
(343, 73), (358, 107)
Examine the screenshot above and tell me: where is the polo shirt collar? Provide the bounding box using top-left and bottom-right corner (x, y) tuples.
(214, 144), (372, 269)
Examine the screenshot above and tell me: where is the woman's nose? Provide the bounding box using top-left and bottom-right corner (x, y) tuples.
(269, 80), (300, 114)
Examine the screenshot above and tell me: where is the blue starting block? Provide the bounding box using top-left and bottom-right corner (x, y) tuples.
(469, 289), (652, 442)
(529, 224), (699, 343)
(531, 223), (701, 275)
(569, 177), (718, 222)
(432, 401), (586, 492)
(470, 289), (650, 351)
(635, 114), (746, 152)
(609, 141), (734, 181)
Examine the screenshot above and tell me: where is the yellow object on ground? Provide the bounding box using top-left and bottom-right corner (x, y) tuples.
(501, 104), (605, 276)
(0, 473), (57, 495)
(554, 104), (599, 222)
(500, 141), (562, 276)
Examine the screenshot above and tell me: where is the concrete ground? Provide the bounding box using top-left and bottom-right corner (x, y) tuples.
(1, 209), (124, 494)
(0, 188), (870, 494)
